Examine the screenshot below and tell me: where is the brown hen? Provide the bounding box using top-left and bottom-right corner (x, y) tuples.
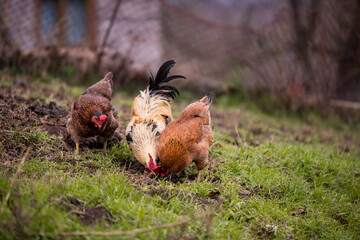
(157, 94), (213, 181)
(67, 72), (119, 155)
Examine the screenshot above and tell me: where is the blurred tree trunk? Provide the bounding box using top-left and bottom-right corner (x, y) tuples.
(0, 1), (16, 68)
(289, 0), (320, 93)
(337, 0), (360, 99)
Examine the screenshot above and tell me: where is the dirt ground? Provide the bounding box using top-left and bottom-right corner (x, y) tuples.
(0, 91), (120, 155)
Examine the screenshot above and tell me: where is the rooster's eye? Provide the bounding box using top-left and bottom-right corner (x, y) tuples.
(194, 114), (201, 118)
(126, 133), (133, 142)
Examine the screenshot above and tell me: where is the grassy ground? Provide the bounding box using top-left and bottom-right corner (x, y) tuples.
(0, 73), (359, 240)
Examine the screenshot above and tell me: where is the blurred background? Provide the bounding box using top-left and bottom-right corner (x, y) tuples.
(1, 0), (359, 113)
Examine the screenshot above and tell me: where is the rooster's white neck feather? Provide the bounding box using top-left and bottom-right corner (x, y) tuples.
(126, 87), (172, 167)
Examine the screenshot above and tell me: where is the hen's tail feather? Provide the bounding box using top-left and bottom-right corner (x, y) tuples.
(200, 94), (212, 106)
(104, 72), (113, 90)
(104, 72), (113, 80)
(149, 60), (185, 99)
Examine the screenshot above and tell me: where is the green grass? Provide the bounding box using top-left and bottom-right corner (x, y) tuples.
(0, 74), (359, 239)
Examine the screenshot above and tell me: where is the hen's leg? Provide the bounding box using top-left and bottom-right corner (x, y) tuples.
(197, 169), (204, 182)
(75, 143), (80, 155)
(194, 127), (213, 182)
(67, 120), (81, 155)
(103, 139), (108, 152)
(194, 142), (210, 182)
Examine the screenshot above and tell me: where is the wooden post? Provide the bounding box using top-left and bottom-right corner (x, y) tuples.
(58, 0), (67, 46)
(86, 0), (96, 48)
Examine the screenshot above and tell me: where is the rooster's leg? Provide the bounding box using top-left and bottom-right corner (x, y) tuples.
(75, 143), (80, 155)
(103, 139), (108, 151)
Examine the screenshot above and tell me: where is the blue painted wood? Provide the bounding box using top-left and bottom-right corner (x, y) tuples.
(40, 0), (57, 45)
(67, 0), (87, 45)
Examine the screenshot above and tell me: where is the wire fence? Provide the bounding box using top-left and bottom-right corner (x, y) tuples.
(1, 0), (359, 109)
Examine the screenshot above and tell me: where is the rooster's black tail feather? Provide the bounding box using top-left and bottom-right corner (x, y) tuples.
(149, 60), (185, 100)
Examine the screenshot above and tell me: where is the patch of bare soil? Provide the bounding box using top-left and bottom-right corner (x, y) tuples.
(334, 214), (349, 225)
(0, 93), (43, 160)
(163, 171), (198, 184)
(289, 208), (307, 216)
(144, 187), (220, 206)
(0, 87), (122, 162)
(121, 165), (202, 185)
(61, 197), (113, 225)
(238, 185), (282, 201)
(63, 132), (122, 152)
(238, 185), (265, 200)
(113, 155), (146, 174)
(30, 101), (68, 118)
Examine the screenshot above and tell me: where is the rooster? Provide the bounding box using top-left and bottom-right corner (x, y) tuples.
(125, 60), (185, 173)
(67, 72), (119, 155)
(156, 95), (213, 181)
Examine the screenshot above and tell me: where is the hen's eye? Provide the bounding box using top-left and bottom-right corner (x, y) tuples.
(194, 114), (201, 118)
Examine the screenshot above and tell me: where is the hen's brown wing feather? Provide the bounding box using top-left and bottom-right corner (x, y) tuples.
(158, 137), (190, 173)
(70, 94), (117, 138)
(73, 95), (110, 125)
(157, 120), (203, 173)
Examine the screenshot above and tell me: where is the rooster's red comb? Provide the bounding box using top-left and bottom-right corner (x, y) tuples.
(148, 154), (156, 170)
(147, 154), (169, 177)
